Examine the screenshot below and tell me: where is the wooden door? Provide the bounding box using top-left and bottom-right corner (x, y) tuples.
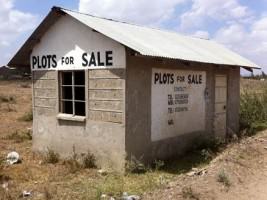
(214, 75), (227, 138)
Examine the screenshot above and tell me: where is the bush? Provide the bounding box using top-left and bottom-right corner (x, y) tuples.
(44, 149), (60, 164)
(19, 110), (33, 122)
(240, 90), (267, 136)
(63, 148), (82, 173)
(63, 157), (81, 173)
(153, 160), (165, 171)
(82, 151), (97, 169)
(217, 170), (231, 187)
(126, 156), (147, 174)
(64, 149), (97, 173)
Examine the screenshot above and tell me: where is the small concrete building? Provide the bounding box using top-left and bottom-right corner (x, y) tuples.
(8, 7), (259, 170)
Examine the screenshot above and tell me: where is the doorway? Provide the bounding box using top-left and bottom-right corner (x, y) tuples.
(214, 74), (227, 137)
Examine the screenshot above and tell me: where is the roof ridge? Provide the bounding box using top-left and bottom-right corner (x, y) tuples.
(54, 6), (209, 41)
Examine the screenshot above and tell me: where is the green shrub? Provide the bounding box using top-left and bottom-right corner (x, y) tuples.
(240, 90), (267, 136)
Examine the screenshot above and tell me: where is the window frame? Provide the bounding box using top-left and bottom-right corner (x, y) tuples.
(58, 70), (86, 118)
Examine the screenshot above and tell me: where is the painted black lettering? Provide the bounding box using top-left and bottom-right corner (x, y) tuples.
(170, 74), (174, 84)
(70, 57), (74, 65)
(162, 74), (167, 84)
(32, 56), (37, 69)
(52, 55), (57, 68)
(41, 56), (47, 68)
(106, 51), (113, 66)
(89, 52), (96, 66)
(192, 74), (196, 84)
(154, 73), (160, 84)
(61, 57), (65, 65)
(97, 52), (104, 66)
(188, 75), (191, 84)
(46, 55), (51, 68)
(37, 56), (42, 69)
(188, 74), (202, 84)
(82, 53), (88, 67)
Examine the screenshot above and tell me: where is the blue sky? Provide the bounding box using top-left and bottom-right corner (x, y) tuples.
(1, 0), (267, 73)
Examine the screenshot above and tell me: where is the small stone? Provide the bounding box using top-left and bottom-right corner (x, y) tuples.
(126, 195), (141, 200)
(6, 151), (20, 165)
(22, 191), (31, 198)
(1, 182), (8, 191)
(122, 192), (141, 200)
(98, 169), (108, 176)
(186, 171), (196, 176)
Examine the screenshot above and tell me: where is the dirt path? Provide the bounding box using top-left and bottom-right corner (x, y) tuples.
(144, 132), (267, 200)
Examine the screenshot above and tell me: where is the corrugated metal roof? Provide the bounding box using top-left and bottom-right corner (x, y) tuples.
(8, 6), (260, 69)
(61, 8), (260, 69)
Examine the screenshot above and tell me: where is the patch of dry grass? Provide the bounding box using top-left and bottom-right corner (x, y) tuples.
(182, 186), (200, 200)
(4, 130), (32, 143)
(18, 110), (33, 122)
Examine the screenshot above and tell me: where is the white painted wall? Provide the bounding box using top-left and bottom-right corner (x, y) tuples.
(31, 15), (125, 70)
(151, 68), (206, 141)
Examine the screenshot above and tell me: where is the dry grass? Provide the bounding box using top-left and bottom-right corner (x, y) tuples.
(240, 78), (267, 94)
(217, 169), (231, 187)
(0, 80), (178, 199)
(182, 186), (200, 200)
(4, 130), (32, 143)
(18, 110), (33, 122)
(0, 79), (267, 199)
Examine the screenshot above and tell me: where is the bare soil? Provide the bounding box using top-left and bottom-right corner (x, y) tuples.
(143, 132), (267, 199)
(1, 79), (267, 200)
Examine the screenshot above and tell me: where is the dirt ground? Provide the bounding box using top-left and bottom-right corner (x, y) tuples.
(143, 132), (267, 200)
(1, 79), (267, 200)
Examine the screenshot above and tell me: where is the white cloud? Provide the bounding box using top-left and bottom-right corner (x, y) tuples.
(178, 0), (266, 71)
(215, 17), (267, 71)
(180, 0), (252, 31)
(79, 0), (186, 26)
(0, 0), (37, 66)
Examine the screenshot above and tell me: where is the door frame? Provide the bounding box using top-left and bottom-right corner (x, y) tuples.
(214, 73), (228, 138)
